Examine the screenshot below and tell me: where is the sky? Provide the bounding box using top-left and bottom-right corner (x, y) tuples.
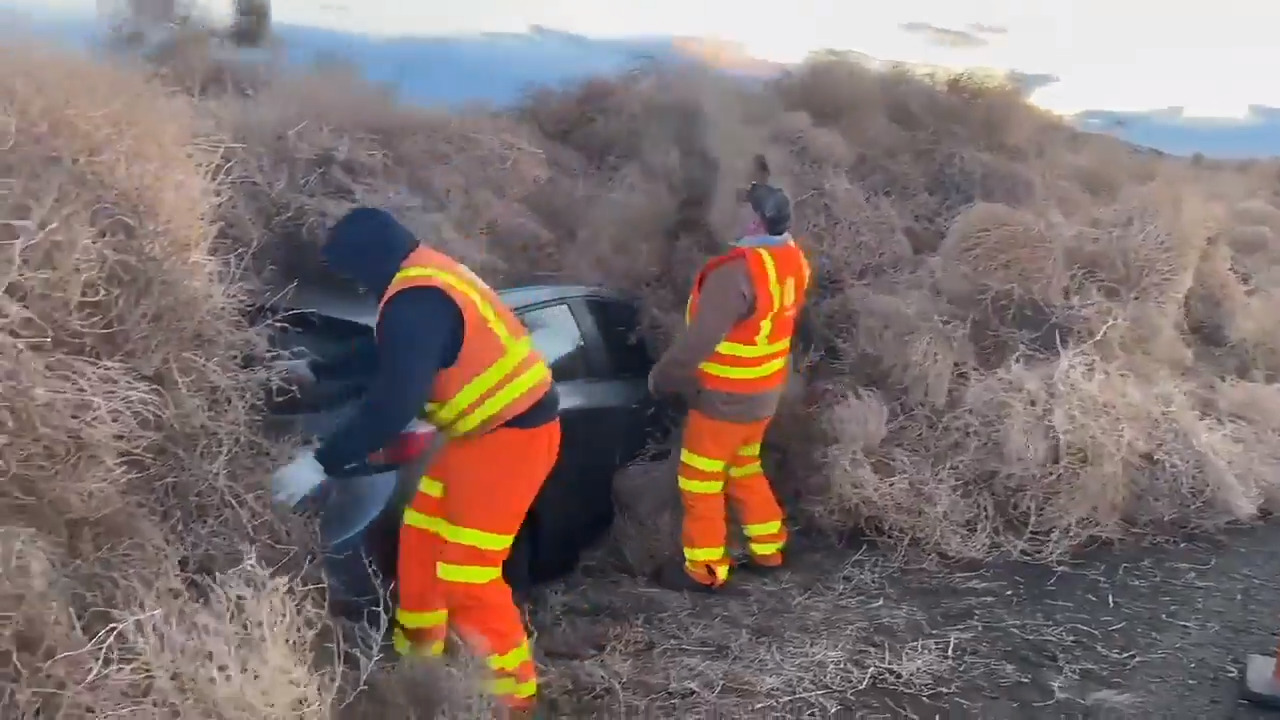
(11, 0), (1280, 145)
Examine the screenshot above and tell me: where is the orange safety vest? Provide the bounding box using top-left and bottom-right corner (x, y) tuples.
(377, 246), (553, 438)
(685, 238), (811, 394)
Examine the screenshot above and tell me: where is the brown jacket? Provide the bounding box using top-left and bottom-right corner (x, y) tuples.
(648, 249), (788, 423)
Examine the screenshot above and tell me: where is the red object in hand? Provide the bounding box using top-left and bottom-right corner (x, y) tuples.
(368, 421), (436, 466)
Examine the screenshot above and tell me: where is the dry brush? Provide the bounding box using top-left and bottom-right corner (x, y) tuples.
(6, 33), (1280, 716)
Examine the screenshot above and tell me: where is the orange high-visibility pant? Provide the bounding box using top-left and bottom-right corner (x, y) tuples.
(676, 409), (788, 586)
(394, 419), (560, 709)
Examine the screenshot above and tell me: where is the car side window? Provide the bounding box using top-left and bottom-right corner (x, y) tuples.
(520, 304), (589, 382)
(585, 299), (652, 379)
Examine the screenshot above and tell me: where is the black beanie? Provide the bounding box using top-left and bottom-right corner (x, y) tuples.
(323, 207), (419, 296)
(746, 183), (792, 236)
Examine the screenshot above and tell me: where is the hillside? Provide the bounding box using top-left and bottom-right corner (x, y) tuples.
(5, 32), (1280, 717)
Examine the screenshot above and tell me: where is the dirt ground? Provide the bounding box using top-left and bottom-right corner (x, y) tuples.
(525, 523), (1280, 718)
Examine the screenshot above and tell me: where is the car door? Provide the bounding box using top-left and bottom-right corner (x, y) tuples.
(518, 301), (620, 479)
(581, 296), (680, 465)
(511, 300), (620, 586)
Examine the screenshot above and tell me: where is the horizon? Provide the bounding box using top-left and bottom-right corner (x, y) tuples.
(6, 0), (1280, 157)
(22, 0), (1278, 119)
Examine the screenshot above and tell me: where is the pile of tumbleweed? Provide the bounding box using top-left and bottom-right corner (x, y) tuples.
(4, 31), (1280, 717)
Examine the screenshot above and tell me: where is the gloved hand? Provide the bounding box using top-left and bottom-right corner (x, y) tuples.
(271, 357), (316, 386)
(271, 448), (327, 508)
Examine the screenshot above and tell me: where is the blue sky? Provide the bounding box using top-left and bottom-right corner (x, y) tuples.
(9, 0), (1280, 157)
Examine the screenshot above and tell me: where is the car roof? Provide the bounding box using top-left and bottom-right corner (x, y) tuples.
(270, 282), (632, 328)
(498, 283), (631, 307)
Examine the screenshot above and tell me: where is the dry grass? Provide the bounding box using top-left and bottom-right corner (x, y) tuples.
(0, 42), (338, 717)
(8, 22), (1280, 716)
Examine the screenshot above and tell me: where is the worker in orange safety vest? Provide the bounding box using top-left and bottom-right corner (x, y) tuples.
(270, 208), (559, 717)
(647, 156), (810, 592)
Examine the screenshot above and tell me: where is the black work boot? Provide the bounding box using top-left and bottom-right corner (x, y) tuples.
(733, 551), (788, 576)
(652, 559), (722, 594)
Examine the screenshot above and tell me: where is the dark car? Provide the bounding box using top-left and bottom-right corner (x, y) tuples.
(262, 283), (680, 618)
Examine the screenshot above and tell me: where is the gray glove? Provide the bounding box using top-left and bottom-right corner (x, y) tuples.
(271, 357), (316, 386)
(271, 447), (327, 509)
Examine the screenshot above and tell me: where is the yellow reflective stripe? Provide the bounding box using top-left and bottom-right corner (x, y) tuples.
(740, 443), (761, 457)
(488, 642), (532, 672)
(742, 519), (782, 537)
(679, 448), (726, 473)
(449, 361), (550, 436)
(698, 355), (788, 379)
(684, 559), (730, 583)
(397, 608), (447, 629)
(687, 246), (801, 371)
(393, 266), (550, 435)
(403, 507), (443, 534)
(392, 627), (444, 657)
(437, 562), (503, 584)
(713, 337), (791, 358)
(706, 246), (798, 374)
(440, 525), (510, 551)
(728, 462), (763, 478)
(754, 248), (781, 344)
(678, 476), (724, 494)
(392, 266), (511, 341)
(440, 524), (513, 551)
(402, 509), (514, 551)
(490, 676), (537, 699)
(704, 251), (791, 377)
(749, 541), (784, 556)
(684, 546), (726, 562)
(419, 476), (444, 498)
(430, 335), (532, 426)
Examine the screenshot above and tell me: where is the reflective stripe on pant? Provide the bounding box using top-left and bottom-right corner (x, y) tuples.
(396, 419), (560, 708)
(677, 409), (787, 585)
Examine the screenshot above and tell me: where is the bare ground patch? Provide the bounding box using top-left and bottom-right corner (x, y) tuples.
(527, 523), (1280, 718)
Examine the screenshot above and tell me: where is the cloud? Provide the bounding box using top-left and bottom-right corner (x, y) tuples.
(966, 23), (1008, 36)
(899, 21), (988, 49)
(1009, 70), (1060, 95)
